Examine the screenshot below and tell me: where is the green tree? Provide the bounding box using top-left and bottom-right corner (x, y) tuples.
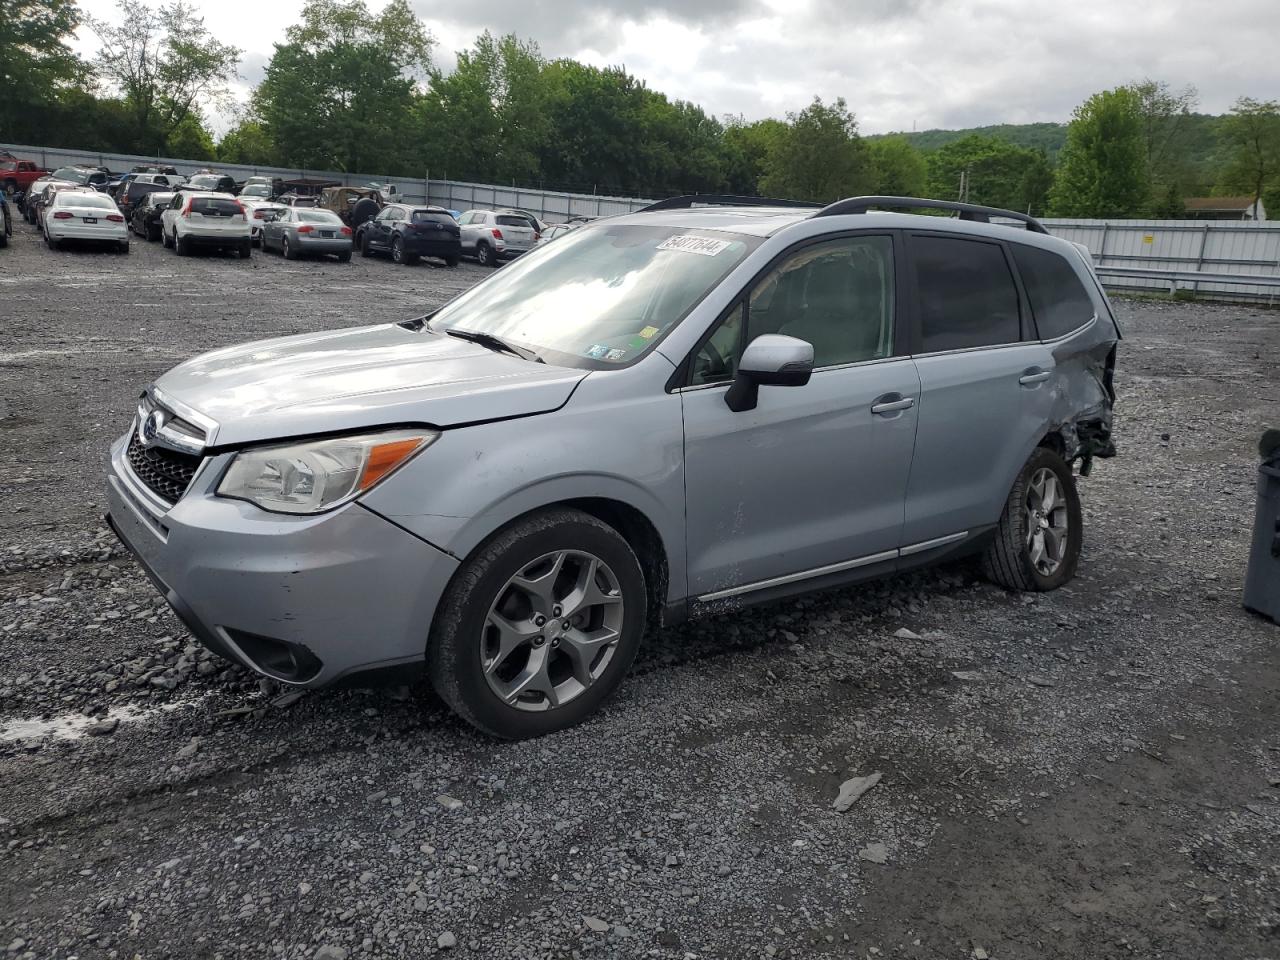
(165, 112), (216, 160)
(759, 97), (874, 202)
(0, 0), (85, 140)
(256, 0), (431, 172)
(1217, 97), (1280, 208)
(217, 119), (278, 166)
(722, 117), (786, 194)
(1049, 87), (1150, 217)
(926, 134), (1052, 213)
(419, 33), (548, 184)
(867, 136), (926, 197)
(1132, 78), (1198, 191)
(91, 0), (241, 153)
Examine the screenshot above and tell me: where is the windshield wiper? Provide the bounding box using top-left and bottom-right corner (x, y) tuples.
(444, 328), (543, 363)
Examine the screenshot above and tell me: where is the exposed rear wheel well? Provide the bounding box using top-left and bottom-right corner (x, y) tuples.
(1037, 431), (1067, 459)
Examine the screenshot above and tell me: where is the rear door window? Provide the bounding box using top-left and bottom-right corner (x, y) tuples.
(1010, 243), (1096, 340)
(912, 235), (1020, 352)
(190, 197), (242, 217)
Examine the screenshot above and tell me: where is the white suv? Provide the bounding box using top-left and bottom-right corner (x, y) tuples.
(161, 192), (252, 258)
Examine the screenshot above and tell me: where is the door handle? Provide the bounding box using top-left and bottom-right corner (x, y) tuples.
(1019, 371), (1051, 386)
(871, 396), (915, 415)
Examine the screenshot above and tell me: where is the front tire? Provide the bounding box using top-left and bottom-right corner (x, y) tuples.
(428, 508), (647, 740)
(981, 447), (1082, 592)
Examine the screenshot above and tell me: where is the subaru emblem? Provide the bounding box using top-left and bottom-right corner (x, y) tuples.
(142, 409), (165, 446)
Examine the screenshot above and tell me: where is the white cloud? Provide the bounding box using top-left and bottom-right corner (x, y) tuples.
(72, 0), (1280, 137)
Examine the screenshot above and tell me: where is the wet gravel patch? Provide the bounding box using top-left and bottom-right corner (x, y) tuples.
(1, 220), (1279, 959)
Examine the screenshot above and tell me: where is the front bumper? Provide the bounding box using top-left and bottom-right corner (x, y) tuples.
(106, 434), (459, 687)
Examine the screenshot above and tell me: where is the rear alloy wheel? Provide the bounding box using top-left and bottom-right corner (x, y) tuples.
(429, 508), (646, 739)
(476, 241), (495, 267)
(391, 237), (405, 264)
(283, 234), (298, 260)
(175, 232), (189, 256)
(981, 447), (1082, 592)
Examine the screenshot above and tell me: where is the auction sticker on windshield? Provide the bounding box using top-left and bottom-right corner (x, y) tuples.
(657, 235), (733, 257)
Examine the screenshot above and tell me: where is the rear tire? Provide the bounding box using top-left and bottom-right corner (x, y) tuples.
(428, 508), (647, 740)
(147, 224), (160, 242)
(337, 250), (352, 263)
(445, 255), (459, 267)
(118, 240), (130, 254)
(283, 235), (298, 260)
(360, 235), (372, 257)
(239, 238), (251, 259)
(476, 241), (495, 267)
(175, 232), (189, 256)
(391, 237), (405, 264)
(981, 447), (1082, 592)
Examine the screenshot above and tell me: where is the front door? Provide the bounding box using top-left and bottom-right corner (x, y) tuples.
(680, 233), (920, 599)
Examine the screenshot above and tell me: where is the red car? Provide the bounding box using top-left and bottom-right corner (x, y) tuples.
(0, 152), (52, 193)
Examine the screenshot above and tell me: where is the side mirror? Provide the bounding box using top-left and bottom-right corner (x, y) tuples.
(724, 334), (814, 412)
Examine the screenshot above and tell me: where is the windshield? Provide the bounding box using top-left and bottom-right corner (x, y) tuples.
(429, 223), (758, 367)
(240, 184), (270, 198)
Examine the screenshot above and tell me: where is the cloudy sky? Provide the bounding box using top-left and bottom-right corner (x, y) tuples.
(72, 0), (1280, 135)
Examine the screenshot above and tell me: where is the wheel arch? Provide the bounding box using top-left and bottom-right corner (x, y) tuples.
(443, 494), (675, 636)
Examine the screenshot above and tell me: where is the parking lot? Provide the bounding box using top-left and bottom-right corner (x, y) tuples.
(1, 217), (1279, 959)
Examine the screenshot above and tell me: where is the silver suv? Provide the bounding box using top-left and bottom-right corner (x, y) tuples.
(106, 195), (1119, 739)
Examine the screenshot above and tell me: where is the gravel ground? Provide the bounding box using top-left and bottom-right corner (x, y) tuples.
(1, 219), (1279, 960)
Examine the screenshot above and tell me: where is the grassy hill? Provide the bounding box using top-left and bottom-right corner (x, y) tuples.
(870, 115), (1232, 192)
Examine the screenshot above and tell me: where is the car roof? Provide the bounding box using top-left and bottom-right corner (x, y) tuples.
(606, 204), (1077, 250)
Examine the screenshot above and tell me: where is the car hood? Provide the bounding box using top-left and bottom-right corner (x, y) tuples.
(153, 322), (588, 448)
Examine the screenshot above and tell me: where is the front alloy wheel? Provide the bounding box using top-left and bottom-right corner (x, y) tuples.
(482, 550), (624, 711)
(428, 508), (647, 739)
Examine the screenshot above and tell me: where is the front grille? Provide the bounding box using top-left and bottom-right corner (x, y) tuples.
(126, 432), (202, 505)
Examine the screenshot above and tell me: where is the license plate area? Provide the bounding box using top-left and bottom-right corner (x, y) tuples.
(84, 217), (97, 224)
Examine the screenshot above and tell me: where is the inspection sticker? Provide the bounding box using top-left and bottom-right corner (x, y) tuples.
(605, 348), (628, 360)
(638, 325), (660, 339)
(657, 235), (732, 257)
(585, 344), (610, 359)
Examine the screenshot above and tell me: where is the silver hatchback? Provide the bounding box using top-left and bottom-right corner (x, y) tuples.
(106, 195), (1119, 739)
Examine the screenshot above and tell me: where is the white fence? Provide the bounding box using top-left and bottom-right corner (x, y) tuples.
(1040, 218), (1280, 302)
(7, 140), (1279, 301)
(0, 141), (653, 222)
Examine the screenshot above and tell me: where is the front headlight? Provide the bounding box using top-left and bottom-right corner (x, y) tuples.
(217, 429), (439, 514)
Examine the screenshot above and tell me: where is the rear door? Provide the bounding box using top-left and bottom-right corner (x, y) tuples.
(900, 231), (1055, 547)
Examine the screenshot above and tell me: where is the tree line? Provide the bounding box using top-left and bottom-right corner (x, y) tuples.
(3, 0), (1278, 217)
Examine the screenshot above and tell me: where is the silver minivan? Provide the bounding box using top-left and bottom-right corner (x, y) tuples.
(107, 196), (1119, 739)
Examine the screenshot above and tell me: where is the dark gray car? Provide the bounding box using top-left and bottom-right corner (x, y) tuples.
(261, 208), (353, 261)
(107, 195), (1118, 739)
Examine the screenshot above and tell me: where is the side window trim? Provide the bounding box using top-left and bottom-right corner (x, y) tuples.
(672, 229), (906, 390)
(903, 230), (1025, 357)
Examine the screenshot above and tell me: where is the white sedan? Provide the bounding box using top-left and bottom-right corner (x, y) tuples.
(44, 190), (129, 252)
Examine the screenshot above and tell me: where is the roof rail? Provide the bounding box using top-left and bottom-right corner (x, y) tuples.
(814, 196), (1049, 234)
(637, 194), (823, 213)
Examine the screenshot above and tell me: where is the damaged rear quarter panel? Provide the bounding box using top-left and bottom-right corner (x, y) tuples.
(1043, 284), (1120, 468)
